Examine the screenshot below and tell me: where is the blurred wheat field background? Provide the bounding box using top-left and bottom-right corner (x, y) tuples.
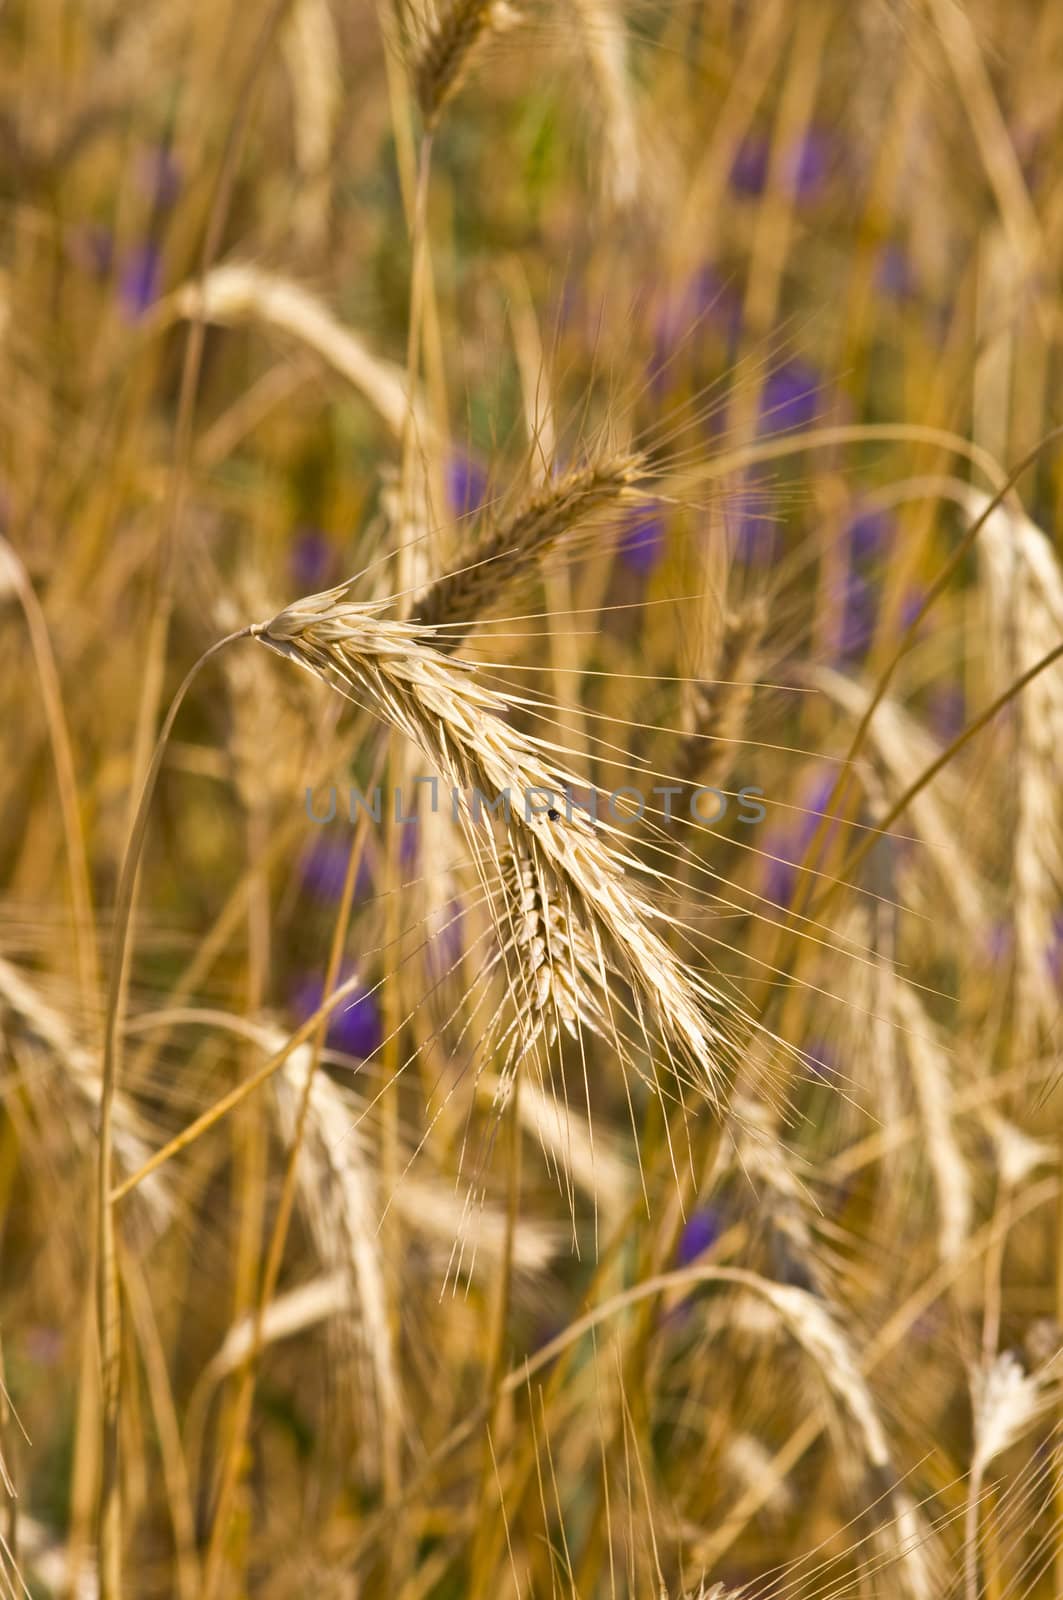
(3, 1), (1063, 1595)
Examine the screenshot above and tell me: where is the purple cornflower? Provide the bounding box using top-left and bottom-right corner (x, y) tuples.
(985, 920), (1014, 964)
(784, 128), (833, 199)
(690, 263), (743, 339)
(619, 503), (666, 575)
(676, 1208), (721, 1265)
(290, 527), (336, 591)
(300, 836), (373, 902)
(729, 129), (834, 201)
(447, 455), (487, 518)
(727, 477), (780, 566)
(763, 772), (837, 907)
(426, 898), (466, 980)
(729, 132), (770, 196)
(650, 269), (741, 386)
(759, 359), (823, 435)
(118, 242), (162, 321)
(846, 507), (893, 563)
(291, 972), (383, 1059)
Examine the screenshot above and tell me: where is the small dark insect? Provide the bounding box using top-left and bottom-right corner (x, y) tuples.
(547, 808), (561, 821)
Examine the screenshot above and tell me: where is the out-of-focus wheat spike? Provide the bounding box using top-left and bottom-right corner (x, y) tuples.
(965, 1345), (1061, 1600)
(971, 1349), (1059, 1478)
(477, 1065), (630, 1210)
(254, 588), (776, 1119)
(394, 1173), (560, 1275)
(413, 0), (517, 129)
(679, 597), (767, 793)
(267, 1033), (399, 1483)
(723, 1434), (793, 1518)
(19, 1514), (98, 1600)
(408, 453), (644, 638)
(716, 1092), (825, 1295)
(0, 957), (170, 1228)
(811, 664), (986, 932)
(741, 1277), (935, 1599)
(893, 979), (972, 1268)
(980, 1109), (1056, 1190)
(571, 0), (641, 212)
(170, 264), (425, 438)
(207, 1273), (350, 1381)
(968, 486), (1063, 1054)
(282, 0), (341, 249)
(216, 587), (317, 812)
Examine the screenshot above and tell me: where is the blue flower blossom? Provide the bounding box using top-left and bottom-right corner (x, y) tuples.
(1048, 913), (1063, 985)
(290, 527), (336, 591)
(300, 836), (373, 903)
(763, 772), (837, 907)
(729, 129), (835, 201)
(619, 503), (666, 575)
(676, 1208), (721, 1265)
(846, 507), (893, 563)
(899, 586), (928, 630)
(759, 359), (823, 434)
(291, 972), (383, 1058)
(447, 455), (487, 518)
(729, 132), (769, 196)
(118, 242), (161, 320)
(68, 222), (114, 278)
(727, 478), (780, 566)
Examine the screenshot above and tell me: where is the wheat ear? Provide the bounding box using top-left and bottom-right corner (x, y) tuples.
(679, 596), (767, 792)
(254, 587), (767, 1115)
(414, 0), (514, 129)
(409, 452), (644, 639)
